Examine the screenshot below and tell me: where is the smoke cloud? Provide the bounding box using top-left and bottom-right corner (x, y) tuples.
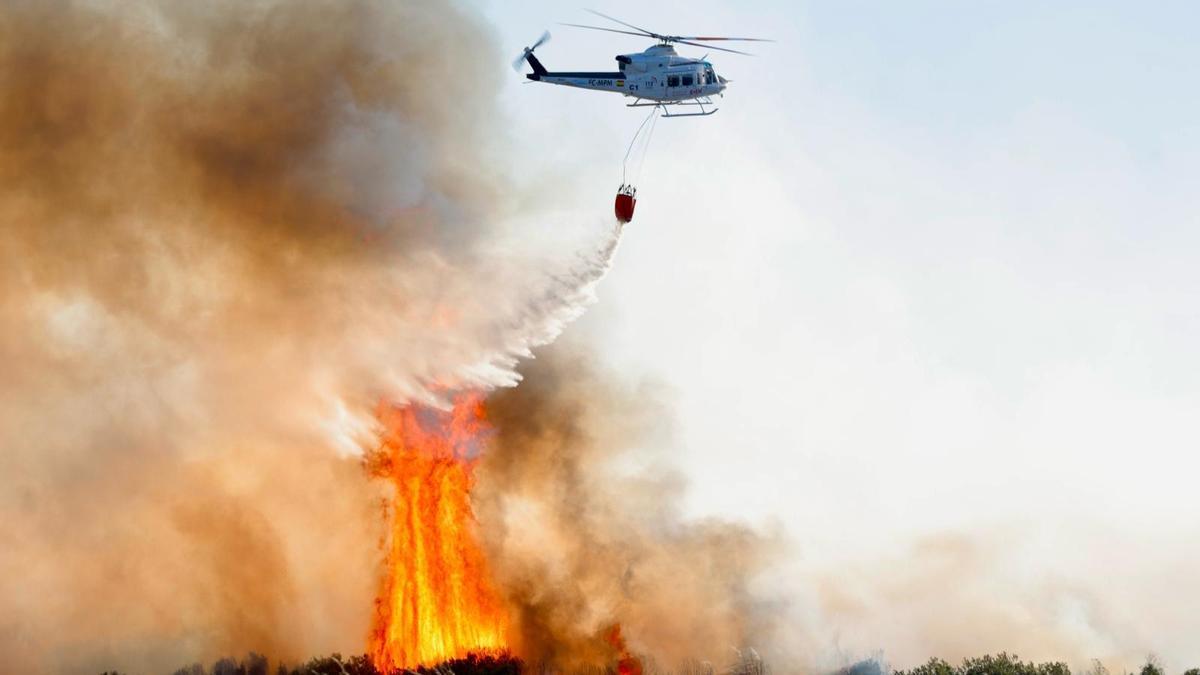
(0, 1), (620, 672)
(794, 528), (1200, 674)
(476, 346), (785, 673)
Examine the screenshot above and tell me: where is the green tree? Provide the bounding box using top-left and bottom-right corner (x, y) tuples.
(1035, 660), (1072, 675)
(894, 657), (955, 675)
(211, 658), (241, 675)
(960, 653), (1038, 675)
(1140, 656), (1164, 675)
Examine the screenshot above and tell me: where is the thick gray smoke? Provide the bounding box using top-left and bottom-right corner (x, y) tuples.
(0, 1), (622, 673)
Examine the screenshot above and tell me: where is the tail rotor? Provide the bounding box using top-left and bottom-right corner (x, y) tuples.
(511, 30), (551, 72)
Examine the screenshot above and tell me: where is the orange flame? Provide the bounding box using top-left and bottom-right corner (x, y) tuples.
(606, 624), (644, 675)
(368, 392), (510, 672)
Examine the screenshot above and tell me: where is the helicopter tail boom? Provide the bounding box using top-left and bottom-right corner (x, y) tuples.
(523, 50), (548, 78)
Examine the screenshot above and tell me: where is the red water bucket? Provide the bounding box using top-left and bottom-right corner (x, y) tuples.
(615, 188), (636, 223)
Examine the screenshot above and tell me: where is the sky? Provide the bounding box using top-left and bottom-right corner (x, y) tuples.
(479, 1), (1199, 668)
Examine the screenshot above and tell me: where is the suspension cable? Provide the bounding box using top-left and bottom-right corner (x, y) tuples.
(621, 105), (661, 186)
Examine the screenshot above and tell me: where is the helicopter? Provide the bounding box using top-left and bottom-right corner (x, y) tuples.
(513, 10), (771, 118)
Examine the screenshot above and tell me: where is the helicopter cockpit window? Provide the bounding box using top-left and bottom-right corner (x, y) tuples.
(682, 74), (694, 86)
(705, 66), (715, 84)
(667, 75), (679, 87)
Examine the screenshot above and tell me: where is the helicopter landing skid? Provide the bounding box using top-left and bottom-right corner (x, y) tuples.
(626, 97), (719, 117)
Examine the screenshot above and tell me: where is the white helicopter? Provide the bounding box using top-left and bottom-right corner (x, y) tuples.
(513, 10), (771, 117)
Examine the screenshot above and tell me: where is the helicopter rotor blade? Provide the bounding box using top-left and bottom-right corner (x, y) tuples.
(559, 23), (651, 40)
(584, 9), (661, 39)
(672, 36), (775, 43)
(566, 11), (771, 55)
(674, 39), (755, 56)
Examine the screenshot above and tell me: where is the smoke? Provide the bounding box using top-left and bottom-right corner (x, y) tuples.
(0, 1), (621, 673)
(794, 528), (1200, 674)
(475, 345), (786, 673)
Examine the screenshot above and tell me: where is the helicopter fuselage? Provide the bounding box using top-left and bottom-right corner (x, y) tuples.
(525, 44), (726, 103)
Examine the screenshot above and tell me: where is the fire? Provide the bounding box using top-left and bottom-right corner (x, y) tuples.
(607, 624), (644, 675)
(368, 392), (510, 672)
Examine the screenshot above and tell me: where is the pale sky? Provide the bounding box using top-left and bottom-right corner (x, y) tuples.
(480, 1), (1199, 668)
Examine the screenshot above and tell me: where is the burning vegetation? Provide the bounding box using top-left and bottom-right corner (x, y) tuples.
(367, 394), (511, 671)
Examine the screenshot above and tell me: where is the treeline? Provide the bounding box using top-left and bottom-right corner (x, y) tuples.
(141, 648), (762, 675)
(101, 651), (1200, 675)
(892, 654), (1199, 675)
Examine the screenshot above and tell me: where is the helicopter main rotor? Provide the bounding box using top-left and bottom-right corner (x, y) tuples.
(561, 9), (773, 56)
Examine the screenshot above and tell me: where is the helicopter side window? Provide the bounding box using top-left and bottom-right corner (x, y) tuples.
(667, 75), (679, 87)
(682, 74), (694, 86)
